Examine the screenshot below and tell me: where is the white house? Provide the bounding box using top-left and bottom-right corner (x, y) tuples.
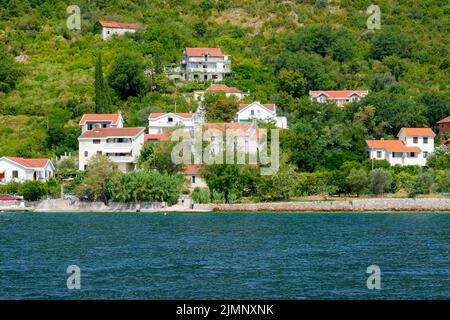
(180, 164), (207, 190)
(79, 113), (124, 133)
(148, 113), (200, 134)
(366, 128), (436, 166)
(193, 84), (248, 101)
(99, 21), (139, 41)
(237, 102), (288, 129)
(310, 90), (368, 106)
(78, 127), (145, 172)
(181, 48), (231, 81)
(0, 157), (54, 183)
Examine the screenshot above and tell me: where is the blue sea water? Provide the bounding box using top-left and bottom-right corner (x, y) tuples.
(0, 212), (449, 299)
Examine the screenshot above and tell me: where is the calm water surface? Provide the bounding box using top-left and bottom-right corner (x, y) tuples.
(0, 212), (449, 299)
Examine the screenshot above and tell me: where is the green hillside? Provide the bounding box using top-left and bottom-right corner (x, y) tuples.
(0, 0), (449, 160)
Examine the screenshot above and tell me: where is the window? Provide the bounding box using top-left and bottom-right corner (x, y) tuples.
(423, 152), (428, 158)
(84, 151), (88, 157)
(87, 124), (93, 130)
(12, 170), (19, 178)
(392, 152), (396, 158)
(168, 117), (173, 123)
(212, 74), (218, 79)
(192, 176), (196, 184)
(410, 152), (415, 157)
(97, 151), (102, 155)
(423, 137), (428, 144)
(376, 151), (382, 158)
(102, 124), (107, 128)
(93, 139), (101, 144)
(413, 137), (418, 144)
(251, 110), (255, 116)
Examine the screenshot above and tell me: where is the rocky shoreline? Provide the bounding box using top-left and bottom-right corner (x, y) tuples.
(1, 198), (450, 213)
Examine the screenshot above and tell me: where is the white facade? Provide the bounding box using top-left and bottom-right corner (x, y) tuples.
(310, 90), (368, 106)
(181, 48), (231, 81)
(148, 113), (199, 134)
(367, 128), (435, 166)
(0, 157), (54, 184)
(99, 21), (139, 41)
(78, 128), (145, 172)
(237, 102), (288, 129)
(79, 113), (124, 133)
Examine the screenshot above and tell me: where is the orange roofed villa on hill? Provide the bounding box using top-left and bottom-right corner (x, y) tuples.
(437, 115), (450, 135)
(99, 20), (139, 40)
(310, 90), (368, 106)
(181, 48), (231, 81)
(366, 128), (436, 166)
(193, 84), (248, 101)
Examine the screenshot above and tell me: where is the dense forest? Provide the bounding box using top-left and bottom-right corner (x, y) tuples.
(0, 0), (449, 200)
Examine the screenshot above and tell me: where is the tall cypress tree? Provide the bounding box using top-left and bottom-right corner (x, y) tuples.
(95, 52), (112, 113)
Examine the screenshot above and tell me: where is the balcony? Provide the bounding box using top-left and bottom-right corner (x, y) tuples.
(107, 155), (135, 163)
(104, 142), (133, 150)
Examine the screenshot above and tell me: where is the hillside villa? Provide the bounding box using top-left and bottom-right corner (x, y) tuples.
(78, 127), (145, 172)
(79, 112), (124, 132)
(99, 20), (139, 40)
(0, 157), (54, 183)
(148, 112), (200, 134)
(181, 48), (231, 81)
(237, 102), (288, 129)
(193, 84), (248, 101)
(310, 90), (368, 106)
(366, 128), (436, 166)
(437, 116), (450, 135)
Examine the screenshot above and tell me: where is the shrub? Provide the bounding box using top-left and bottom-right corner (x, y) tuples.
(191, 187), (210, 204)
(19, 181), (48, 201)
(369, 168), (393, 195)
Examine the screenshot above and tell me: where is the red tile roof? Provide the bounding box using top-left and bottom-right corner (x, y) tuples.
(148, 113), (194, 120)
(99, 20), (139, 29)
(181, 164), (204, 175)
(366, 140), (421, 152)
(205, 122), (252, 132)
(310, 90), (368, 99)
(442, 139), (450, 147)
(79, 114), (121, 125)
(437, 116), (450, 124)
(239, 103), (276, 111)
(398, 128), (436, 137)
(144, 133), (170, 142)
(5, 157), (50, 168)
(185, 48), (223, 57)
(206, 84), (242, 94)
(79, 127), (144, 139)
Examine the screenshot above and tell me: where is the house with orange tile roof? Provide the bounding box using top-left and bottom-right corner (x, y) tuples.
(366, 128), (436, 166)
(237, 101), (288, 129)
(148, 112), (200, 134)
(0, 157), (54, 183)
(193, 84), (248, 101)
(310, 90), (368, 106)
(79, 112), (124, 133)
(181, 47), (231, 81)
(78, 127), (145, 172)
(99, 20), (139, 40)
(179, 164), (207, 190)
(437, 115), (450, 135)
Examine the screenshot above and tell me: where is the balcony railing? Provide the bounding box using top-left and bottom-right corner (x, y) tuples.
(107, 155), (135, 163)
(104, 142), (133, 149)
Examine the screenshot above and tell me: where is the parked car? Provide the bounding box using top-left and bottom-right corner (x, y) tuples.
(63, 194), (79, 201)
(0, 194), (22, 201)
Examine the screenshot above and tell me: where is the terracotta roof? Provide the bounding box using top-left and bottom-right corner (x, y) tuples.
(366, 140), (421, 152)
(148, 113), (194, 120)
(99, 20), (139, 29)
(79, 114), (121, 125)
(206, 84), (242, 94)
(398, 128), (436, 137)
(185, 48), (223, 57)
(437, 116), (450, 124)
(310, 90), (368, 99)
(205, 122), (252, 132)
(442, 139), (450, 146)
(181, 164), (204, 175)
(79, 127), (144, 139)
(4, 157), (50, 168)
(239, 103), (276, 112)
(144, 133), (170, 142)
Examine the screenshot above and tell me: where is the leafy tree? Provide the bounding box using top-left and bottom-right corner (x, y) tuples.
(191, 187), (210, 204)
(19, 181), (47, 201)
(202, 164), (242, 203)
(204, 93), (239, 122)
(369, 168), (393, 196)
(369, 27), (415, 60)
(437, 170), (450, 191)
(108, 52), (146, 99)
(0, 50), (23, 93)
(76, 155), (117, 203)
(94, 53), (112, 113)
(345, 168), (369, 196)
(426, 146), (450, 170)
(139, 141), (183, 175)
(278, 69), (308, 98)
